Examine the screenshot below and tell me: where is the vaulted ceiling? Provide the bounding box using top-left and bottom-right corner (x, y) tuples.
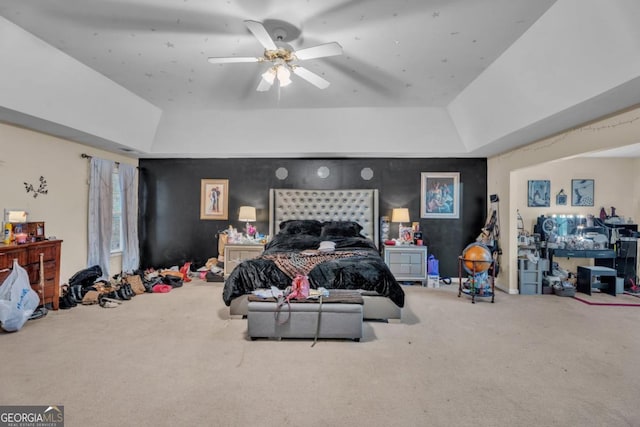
(0, 0), (639, 158)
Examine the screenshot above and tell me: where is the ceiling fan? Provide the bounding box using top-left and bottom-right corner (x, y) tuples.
(207, 20), (342, 92)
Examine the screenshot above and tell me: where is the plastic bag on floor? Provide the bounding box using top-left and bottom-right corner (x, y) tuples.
(0, 260), (41, 332)
(427, 255), (439, 276)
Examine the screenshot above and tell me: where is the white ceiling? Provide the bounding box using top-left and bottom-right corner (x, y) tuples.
(0, 0), (639, 158)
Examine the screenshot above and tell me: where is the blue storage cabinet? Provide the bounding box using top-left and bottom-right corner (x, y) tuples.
(518, 258), (542, 295)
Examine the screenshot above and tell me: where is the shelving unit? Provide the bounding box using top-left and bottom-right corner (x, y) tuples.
(518, 258), (542, 295)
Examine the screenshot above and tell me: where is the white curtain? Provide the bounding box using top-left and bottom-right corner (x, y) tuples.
(87, 158), (114, 279)
(119, 163), (139, 273)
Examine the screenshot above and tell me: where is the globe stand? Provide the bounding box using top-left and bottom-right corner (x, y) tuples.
(458, 243), (496, 303)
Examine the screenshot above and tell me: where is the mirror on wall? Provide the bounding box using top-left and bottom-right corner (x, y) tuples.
(3, 209), (28, 223)
(534, 214), (611, 250)
(535, 214), (588, 239)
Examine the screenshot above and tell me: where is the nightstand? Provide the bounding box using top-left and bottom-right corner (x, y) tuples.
(223, 243), (264, 278)
(383, 245), (428, 283)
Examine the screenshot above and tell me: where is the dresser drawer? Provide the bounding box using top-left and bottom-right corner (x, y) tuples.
(27, 244), (58, 263)
(26, 260), (57, 283)
(30, 278), (56, 298)
(388, 262), (424, 276)
(0, 249), (28, 269)
(388, 252), (423, 264)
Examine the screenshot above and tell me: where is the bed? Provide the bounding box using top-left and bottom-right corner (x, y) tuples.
(222, 189), (404, 321)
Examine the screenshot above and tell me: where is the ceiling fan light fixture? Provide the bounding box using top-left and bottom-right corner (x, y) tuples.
(276, 65), (292, 87)
(208, 21), (342, 92)
(261, 68), (276, 85)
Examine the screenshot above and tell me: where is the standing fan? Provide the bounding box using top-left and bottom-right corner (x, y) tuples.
(207, 20), (342, 91)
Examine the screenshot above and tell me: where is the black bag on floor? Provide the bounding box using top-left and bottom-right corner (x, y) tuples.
(68, 265), (102, 288)
(205, 271), (224, 282)
(162, 275), (183, 288)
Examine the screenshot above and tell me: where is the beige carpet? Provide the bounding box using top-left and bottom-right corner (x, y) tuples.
(1, 279), (639, 427)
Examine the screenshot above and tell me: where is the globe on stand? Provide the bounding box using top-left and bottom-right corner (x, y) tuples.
(461, 242), (493, 275)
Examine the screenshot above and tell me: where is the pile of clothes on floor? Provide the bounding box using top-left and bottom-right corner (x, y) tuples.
(199, 257), (224, 282)
(59, 262), (193, 309)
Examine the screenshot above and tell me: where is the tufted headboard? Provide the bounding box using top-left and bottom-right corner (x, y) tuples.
(269, 188), (379, 246)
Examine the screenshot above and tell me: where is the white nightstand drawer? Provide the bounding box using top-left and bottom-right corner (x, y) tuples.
(224, 244), (264, 278)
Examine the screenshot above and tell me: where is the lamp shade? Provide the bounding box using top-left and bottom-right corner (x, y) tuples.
(238, 206), (256, 222)
(391, 208), (410, 223)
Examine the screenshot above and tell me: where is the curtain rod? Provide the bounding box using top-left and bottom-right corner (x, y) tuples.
(81, 153), (139, 169)
(81, 153), (119, 165)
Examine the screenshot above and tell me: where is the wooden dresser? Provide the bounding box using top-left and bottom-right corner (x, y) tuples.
(0, 240), (63, 310)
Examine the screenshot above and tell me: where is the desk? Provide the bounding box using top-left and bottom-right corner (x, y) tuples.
(577, 266), (618, 296)
(546, 248), (615, 274)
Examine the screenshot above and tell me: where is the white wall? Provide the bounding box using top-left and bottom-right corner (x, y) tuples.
(489, 106), (640, 293)
(0, 17), (162, 153)
(0, 123), (138, 284)
(450, 0), (640, 153)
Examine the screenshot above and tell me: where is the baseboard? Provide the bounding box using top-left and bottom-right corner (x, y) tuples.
(495, 284), (519, 294)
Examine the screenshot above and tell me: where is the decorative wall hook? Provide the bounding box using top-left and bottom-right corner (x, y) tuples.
(24, 176), (48, 198)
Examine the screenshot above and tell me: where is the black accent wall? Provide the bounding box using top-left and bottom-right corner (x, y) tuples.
(138, 158), (487, 278)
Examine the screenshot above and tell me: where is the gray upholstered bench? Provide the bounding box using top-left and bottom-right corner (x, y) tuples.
(247, 291), (363, 342)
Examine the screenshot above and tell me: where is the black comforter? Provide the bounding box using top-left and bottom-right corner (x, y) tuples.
(222, 234), (404, 307)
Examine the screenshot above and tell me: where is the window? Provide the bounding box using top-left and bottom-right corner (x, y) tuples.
(111, 170), (123, 253)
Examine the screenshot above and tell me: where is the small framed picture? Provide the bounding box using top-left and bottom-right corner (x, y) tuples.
(200, 179), (229, 220)
(571, 179), (594, 206)
(527, 180), (550, 207)
(556, 189), (567, 206)
(399, 226), (413, 243)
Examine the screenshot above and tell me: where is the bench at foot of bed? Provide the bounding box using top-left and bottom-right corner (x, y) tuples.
(230, 292), (401, 322)
(247, 291), (364, 341)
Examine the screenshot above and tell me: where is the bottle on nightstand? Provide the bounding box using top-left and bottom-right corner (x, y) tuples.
(412, 222), (423, 246)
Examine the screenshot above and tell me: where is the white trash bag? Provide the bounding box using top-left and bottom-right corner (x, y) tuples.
(0, 259), (41, 332)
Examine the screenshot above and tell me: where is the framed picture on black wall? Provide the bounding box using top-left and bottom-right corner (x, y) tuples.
(421, 172), (460, 219)
(200, 179), (229, 220)
(571, 179), (594, 206)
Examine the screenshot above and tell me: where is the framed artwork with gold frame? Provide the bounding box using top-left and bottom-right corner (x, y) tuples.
(200, 179), (228, 220)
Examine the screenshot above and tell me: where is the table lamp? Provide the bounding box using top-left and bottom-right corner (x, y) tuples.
(238, 206), (257, 236)
(391, 208), (410, 236)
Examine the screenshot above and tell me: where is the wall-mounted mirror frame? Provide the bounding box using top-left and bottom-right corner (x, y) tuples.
(4, 209), (28, 223)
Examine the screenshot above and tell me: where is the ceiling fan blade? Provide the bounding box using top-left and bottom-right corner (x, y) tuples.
(294, 42), (343, 60)
(256, 79), (273, 92)
(292, 67), (330, 89)
(207, 56), (262, 64)
(244, 20), (278, 51)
